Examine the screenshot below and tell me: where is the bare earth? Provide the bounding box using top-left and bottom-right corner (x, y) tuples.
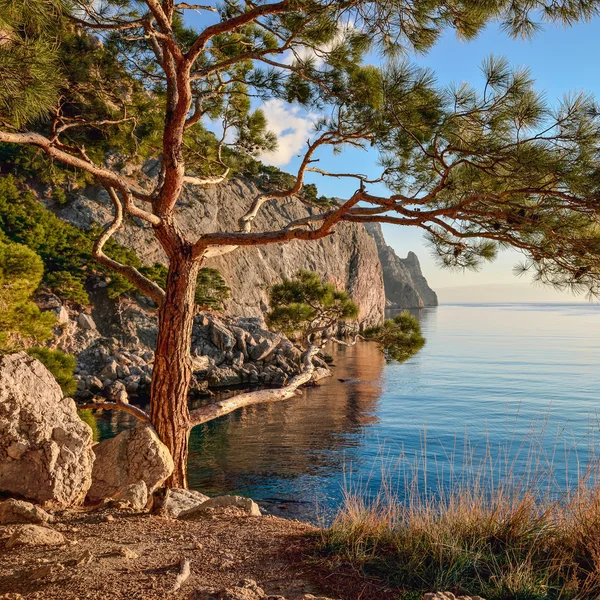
(0, 507), (391, 600)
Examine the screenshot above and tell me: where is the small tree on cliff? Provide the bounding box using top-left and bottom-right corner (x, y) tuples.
(2, 1), (600, 487)
(267, 269), (425, 363)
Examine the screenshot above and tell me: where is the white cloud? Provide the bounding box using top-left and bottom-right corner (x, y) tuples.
(259, 99), (317, 166)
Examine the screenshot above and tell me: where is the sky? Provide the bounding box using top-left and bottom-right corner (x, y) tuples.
(252, 17), (600, 303)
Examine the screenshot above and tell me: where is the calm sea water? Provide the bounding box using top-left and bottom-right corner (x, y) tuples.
(95, 303), (600, 522)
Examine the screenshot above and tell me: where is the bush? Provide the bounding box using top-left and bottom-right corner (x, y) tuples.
(363, 311), (425, 362)
(0, 238), (55, 350)
(46, 271), (89, 305)
(26, 347), (77, 396)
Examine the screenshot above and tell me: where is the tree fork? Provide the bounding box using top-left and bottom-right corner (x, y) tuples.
(149, 249), (200, 488)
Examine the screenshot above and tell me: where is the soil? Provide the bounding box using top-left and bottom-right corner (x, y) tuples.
(0, 507), (394, 600)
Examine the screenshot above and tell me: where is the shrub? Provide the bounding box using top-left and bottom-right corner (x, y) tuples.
(363, 311), (425, 362)
(0, 238), (55, 350)
(26, 347), (77, 396)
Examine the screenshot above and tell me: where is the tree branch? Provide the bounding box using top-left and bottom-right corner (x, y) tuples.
(77, 400), (151, 423)
(93, 186), (166, 305)
(190, 345), (320, 426)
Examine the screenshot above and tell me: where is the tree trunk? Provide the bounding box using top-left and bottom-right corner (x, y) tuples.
(150, 251), (200, 488)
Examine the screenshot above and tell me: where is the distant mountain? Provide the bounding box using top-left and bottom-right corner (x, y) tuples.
(365, 223), (438, 309)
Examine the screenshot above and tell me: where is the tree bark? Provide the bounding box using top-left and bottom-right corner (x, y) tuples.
(150, 251), (200, 488)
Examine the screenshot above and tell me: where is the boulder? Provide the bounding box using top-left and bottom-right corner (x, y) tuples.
(211, 320), (236, 352)
(112, 480), (148, 510)
(152, 487), (209, 517)
(250, 337), (278, 362)
(179, 495), (261, 519)
(0, 499), (52, 524)
(6, 525), (66, 548)
(87, 424), (174, 503)
(207, 367), (242, 387)
(78, 313), (96, 330)
(0, 353), (95, 507)
(55, 306), (70, 325)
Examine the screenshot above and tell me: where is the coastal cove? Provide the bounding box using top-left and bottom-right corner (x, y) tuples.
(93, 303), (600, 523)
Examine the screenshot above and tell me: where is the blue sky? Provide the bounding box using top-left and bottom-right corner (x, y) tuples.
(293, 17), (600, 301)
(191, 10), (600, 301)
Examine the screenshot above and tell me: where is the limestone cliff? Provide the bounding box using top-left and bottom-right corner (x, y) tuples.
(56, 177), (385, 328)
(365, 223), (438, 309)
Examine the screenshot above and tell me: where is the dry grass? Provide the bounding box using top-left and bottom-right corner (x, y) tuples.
(316, 422), (600, 600)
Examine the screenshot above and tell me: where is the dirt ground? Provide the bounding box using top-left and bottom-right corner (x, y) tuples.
(0, 507), (394, 600)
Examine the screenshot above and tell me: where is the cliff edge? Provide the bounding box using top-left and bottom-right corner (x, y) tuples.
(365, 223), (438, 309)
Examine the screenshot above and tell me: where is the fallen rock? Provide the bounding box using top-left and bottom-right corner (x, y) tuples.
(86, 424), (174, 503)
(0, 499), (53, 524)
(152, 487), (209, 518)
(78, 313), (96, 330)
(179, 495), (261, 519)
(0, 352), (95, 507)
(250, 337), (277, 362)
(112, 480), (148, 510)
(6, 524), (66, 548)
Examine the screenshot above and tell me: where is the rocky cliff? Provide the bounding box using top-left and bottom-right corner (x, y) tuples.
(57, 177), (385, 329)
(365, 223), (438, 309)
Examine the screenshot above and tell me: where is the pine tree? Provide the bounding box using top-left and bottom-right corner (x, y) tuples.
(1, 0), (600, 487)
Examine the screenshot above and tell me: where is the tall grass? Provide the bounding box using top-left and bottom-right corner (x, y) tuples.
(318, 417), (600, 599)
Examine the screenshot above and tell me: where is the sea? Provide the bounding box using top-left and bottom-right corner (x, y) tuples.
(96, 303), (600, 523)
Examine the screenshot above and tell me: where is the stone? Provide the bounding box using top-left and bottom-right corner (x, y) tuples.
(55, 306), (70, 325)
(207, 367), (242, 387)
(0, 499), (52, 524)
(88, 376), (104, 391)
(87, 424), (174, 503)
(112, 480), (148, 510)
(78, 313), (96, 330)
(6, 525), (66, 548)
(211, 319), (236, 351)
(116, 364), (131, 379)
(0, 353), (95, 507)
(152, 487), (209, 518)
(119, 547), (139, 559)
(99, 360), (119, 381)
(250, 337), (278, 362)
(196, 579), (267, 600)
(179, 495), (261, 519)
(29, 563), (65, 580)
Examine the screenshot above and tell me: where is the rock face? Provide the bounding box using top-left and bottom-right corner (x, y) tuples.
(87, 424), (174, 503)
(0, 353), (95, 507)
(365, 223), (438, 309)
(55, 177), (386, 328)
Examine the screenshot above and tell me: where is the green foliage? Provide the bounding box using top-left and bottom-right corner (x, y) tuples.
(364, 311), (425, 363)
(0, 0), (64, 125)
(46, 271), (89, 306)
(26, 347), (77, 396)
(195, 267), (230, 311)
(0, 237), (54, 350)
(267, 270), (358, 343)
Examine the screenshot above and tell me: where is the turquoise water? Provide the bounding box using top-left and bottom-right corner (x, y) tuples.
(97, 303), (600, 522)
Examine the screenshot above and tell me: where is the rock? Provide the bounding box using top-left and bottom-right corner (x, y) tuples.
(0, 499), (52, 524)
(211, 319), (236, 351)
(191, 354), (211, 371)
(207, 367), (242, 387)
(118, 547), (139, 559)
(365, 223), (438, 309)
(112, 480), (148, 510)
(250, 337), (277, 362)
(197, 579), (267, 600)
(29, 563), (65, 580)
(78, 313), (96, 330)
(152, 487), (209, 517)
(299, 596), (339, 600)
(88, 376), (104, 392)
(55, 306), (70, 324)
(179, 495), (261, 519)
(0, 353), (95, 507)
(99, 360), (119, 380)
(87, 424), (174, 503)
(116, 364), (131, 379)
(6, 524), (66, 548)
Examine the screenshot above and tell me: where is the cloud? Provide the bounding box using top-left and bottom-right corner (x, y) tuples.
(259, 99), (317, 166)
